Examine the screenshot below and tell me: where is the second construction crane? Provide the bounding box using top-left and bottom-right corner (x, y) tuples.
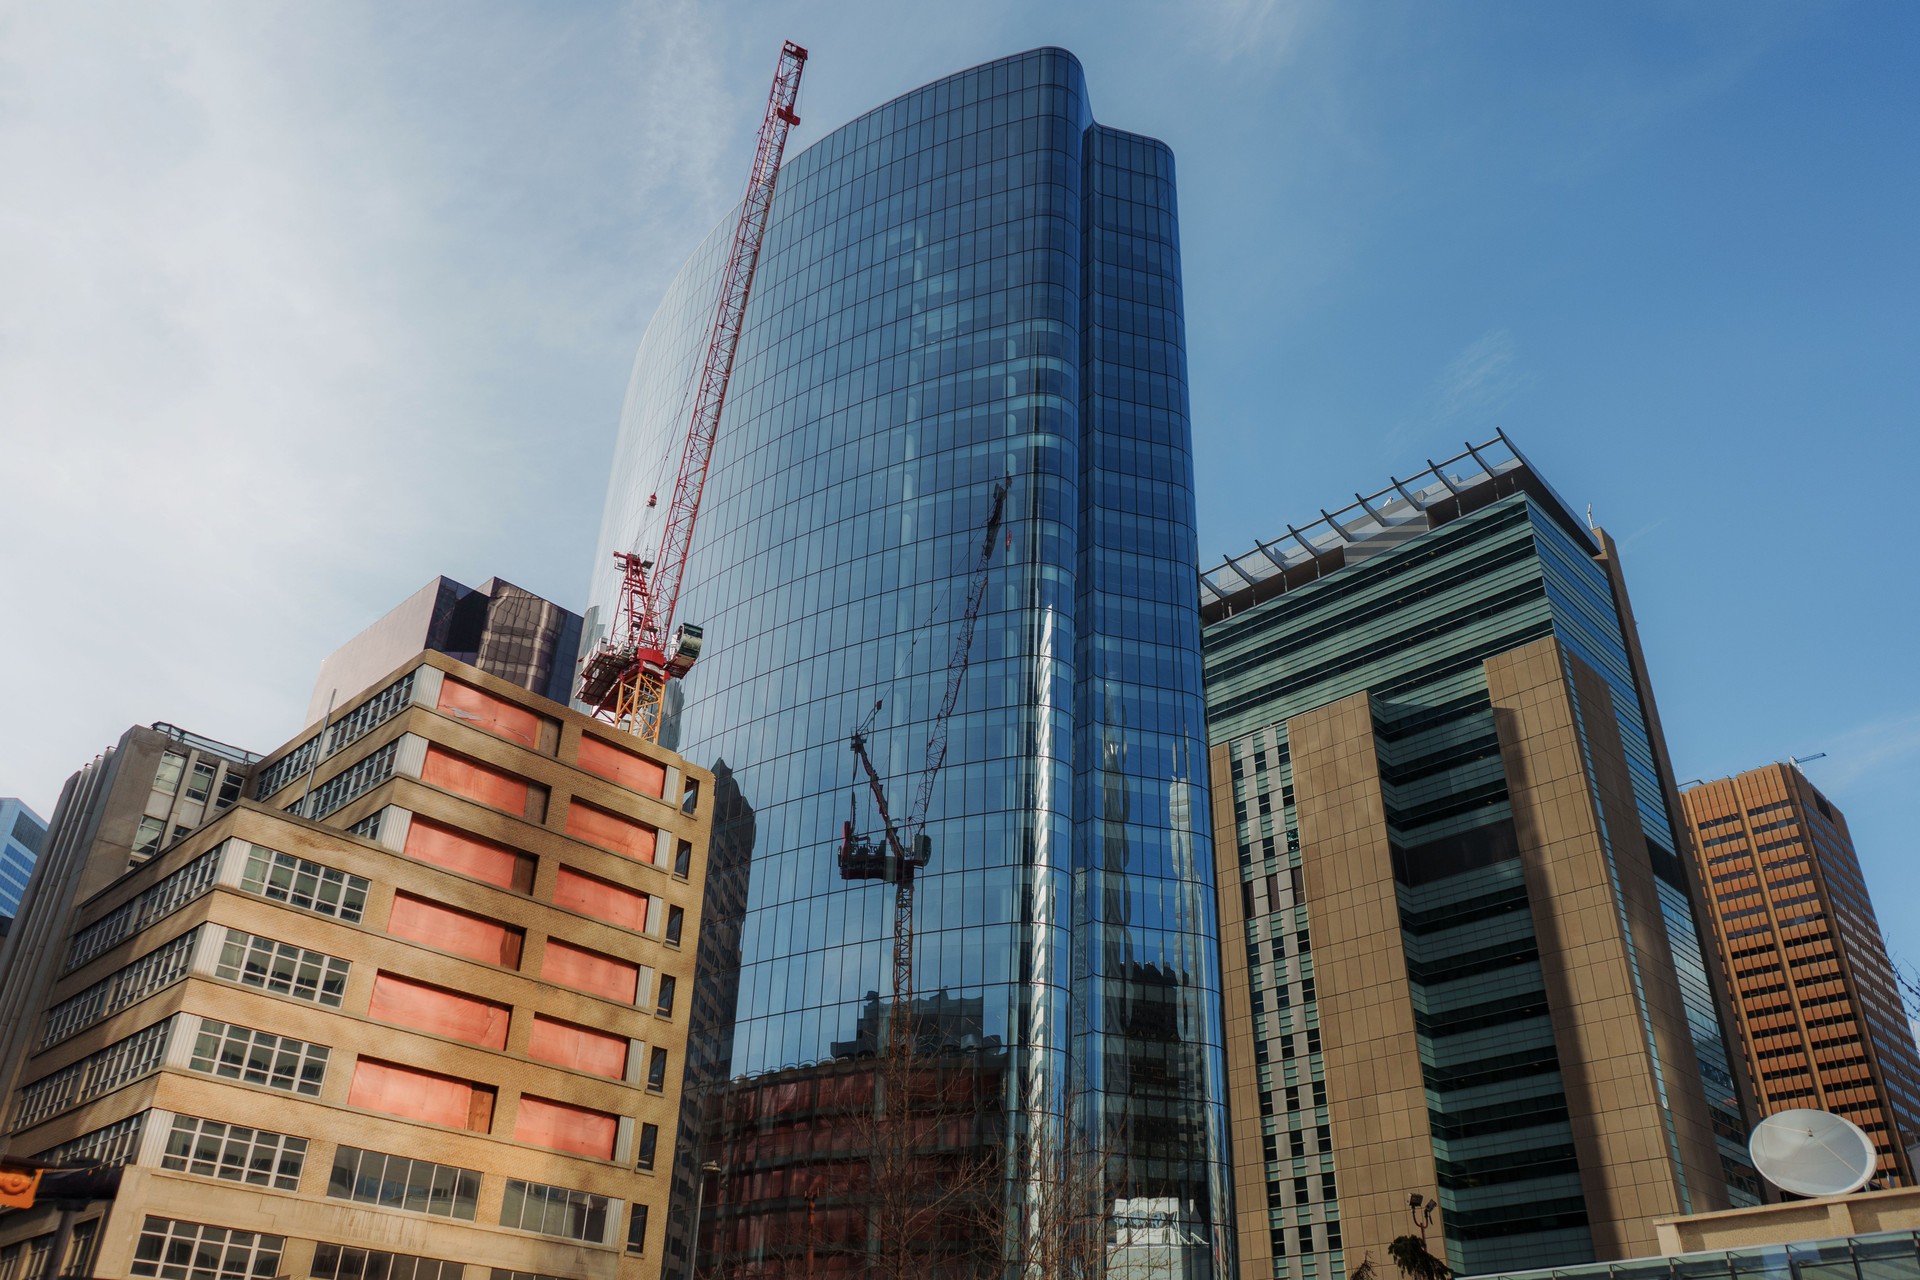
(578, 40), (808, 740)
(840, 478), (1010, 1057)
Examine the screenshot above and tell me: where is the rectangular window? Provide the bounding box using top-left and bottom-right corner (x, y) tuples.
(162, 1114), (307, 1191)
(32, 1112), (148, 1168)
(540, 939), (638, 1004)
(216, 769), (244, 810)
(324, 671), (418, 757)
(12, 1018), (174, 1130)
(514, 1095), (618, 1160)
(646, 1046), (667, 1093)
(215, 929), (351, 1007)
(66, 849), (220, 970)
(239, 845), (369, 921)
(665, 905), (684, 946)
(420, 747), (531, 815)
(310, 1243), (461, 1280)
(129, 1217), (284, 1280)
(254, 737), (322, 803)
(499, 1179), (609, 1243)
(575, 735), (666, 797)
(327, 1145), (480, 1220)
(188, 1019), (330, 1096)
(386, 893), (524, 967)
(626, 1203), (649, 1256)
(134, 816), (167, 858)
(186, 760), (217, 803)
(526, 1015), (628, 1080)
(41, 929), (197, 1048)
(299, 741), (399, 820)
(635, 1122), (659, 1172)
(154, 752), (187, 797)
(401, 818), (533, 892)
(551, 866), (647, 931)
(655, 975), (677, 1017)
(347, 1059), (494, 1132)
(437, 680), (542, 749)
(563, 801), (655, 862)
(367, 973), (509, 1050)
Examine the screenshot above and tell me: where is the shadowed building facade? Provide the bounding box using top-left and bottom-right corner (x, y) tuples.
(586, 46), (1231, 1279)
(1201, 436), (1757, 1280)
(1680, 762), (1920, 1185)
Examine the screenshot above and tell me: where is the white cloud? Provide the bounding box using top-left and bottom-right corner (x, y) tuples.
(0, 3), (749, 816)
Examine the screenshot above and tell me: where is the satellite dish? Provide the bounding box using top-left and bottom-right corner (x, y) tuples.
(1749, 1109), (1878, 1197)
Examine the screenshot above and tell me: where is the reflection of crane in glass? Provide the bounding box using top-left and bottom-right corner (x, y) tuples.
(577, 40), (808, 742)
(840, 478), (1010, 1056)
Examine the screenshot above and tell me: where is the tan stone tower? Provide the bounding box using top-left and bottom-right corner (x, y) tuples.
(1201, 436), (1756, 1280)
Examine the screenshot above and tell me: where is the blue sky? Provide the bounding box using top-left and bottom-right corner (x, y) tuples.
(4, 3), (1916, 981)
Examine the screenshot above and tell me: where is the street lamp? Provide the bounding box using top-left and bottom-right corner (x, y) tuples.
(687, 1160), (723, 1280)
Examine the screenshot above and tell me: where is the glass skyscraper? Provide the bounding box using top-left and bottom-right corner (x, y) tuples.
(587, 47), (1230, 1278)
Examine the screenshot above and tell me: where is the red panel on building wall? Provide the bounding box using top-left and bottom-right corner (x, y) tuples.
(388, 892), (524, 968)
(552, 866), (648, 931)
(348, 1058), (495, 1131)
(368, 972), (510, 1050)
(564, 800), (656, 862)
(438, 679), (542, 748)
(541, 938), (638, 1004)
(514, 1094), (619, 1160)
(402, 817), (534, 891)
(527, 1014), (628, 1079)
(576, 734), (667, 798)
(421, 746), (530, 814)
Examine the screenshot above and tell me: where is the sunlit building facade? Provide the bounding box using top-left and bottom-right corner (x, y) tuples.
(1201, 438), (1758, 1280)
(587, 46), (1231, 1279)
(1680, 762), (1920, 1185)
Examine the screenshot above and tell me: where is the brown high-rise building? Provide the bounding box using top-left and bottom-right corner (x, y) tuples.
(1201, 438), (1758, 1280)
(1680, 762), (1920, 1185)
(0, 651), (708, 1280)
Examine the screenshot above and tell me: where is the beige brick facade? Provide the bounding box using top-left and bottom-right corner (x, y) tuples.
(0, 653), (707, 1280)
(1487, 636), (1725, 1258)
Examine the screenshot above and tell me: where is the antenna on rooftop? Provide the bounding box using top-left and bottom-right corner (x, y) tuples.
(1749, 1109), (1878, 1198)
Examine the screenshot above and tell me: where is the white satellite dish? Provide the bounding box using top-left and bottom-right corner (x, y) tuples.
(1748, 1109), (1878, 1197)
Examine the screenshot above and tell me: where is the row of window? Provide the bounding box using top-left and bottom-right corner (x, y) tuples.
(66, 850), (220, 971)
(126, 1215), (649, 1280)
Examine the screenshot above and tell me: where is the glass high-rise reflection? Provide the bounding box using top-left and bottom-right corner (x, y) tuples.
(586, 46), (1230, 1278)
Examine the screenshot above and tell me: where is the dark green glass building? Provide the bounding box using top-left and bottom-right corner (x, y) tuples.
(1201, 436), (1757, 1280)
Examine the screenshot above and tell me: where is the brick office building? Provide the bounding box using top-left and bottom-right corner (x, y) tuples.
(1680, 762), (1920, 1185)
(0, 652), (708, 1280)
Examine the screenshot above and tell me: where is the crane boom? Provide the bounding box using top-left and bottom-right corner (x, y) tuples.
(578, 40), (808, 739)
(840, 478), (1010, 1056)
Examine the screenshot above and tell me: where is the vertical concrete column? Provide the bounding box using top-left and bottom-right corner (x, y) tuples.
(1289, 690), (1440, 1265)
(1486, 636), (1726, 1260)
(1208, 741), (1271, 1280)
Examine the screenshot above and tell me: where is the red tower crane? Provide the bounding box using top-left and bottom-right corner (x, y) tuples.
(578, 40), (808, 740)
(841, 478), (1010, 1056)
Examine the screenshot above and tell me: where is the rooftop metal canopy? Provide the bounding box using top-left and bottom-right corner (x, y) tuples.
(1199, 430), (1581, 611)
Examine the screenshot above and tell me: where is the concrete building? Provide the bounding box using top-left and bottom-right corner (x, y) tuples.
(1201, 435), (1757, 1280)
(0, 798), (48, 924)
(308, 576), (583, 726)
(0, 726), (260, 1119)
(0, 652), (708, 1280)
(1679, 762), (1920, 1185)
(587, 47), (1231, 1280)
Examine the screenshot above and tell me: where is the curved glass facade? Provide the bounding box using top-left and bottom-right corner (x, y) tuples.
(587, 47), (1230, 1276)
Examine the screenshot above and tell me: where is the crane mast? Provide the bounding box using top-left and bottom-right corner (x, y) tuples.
(841, 478), (1010, 1056)
(578, 40), (808, 740)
